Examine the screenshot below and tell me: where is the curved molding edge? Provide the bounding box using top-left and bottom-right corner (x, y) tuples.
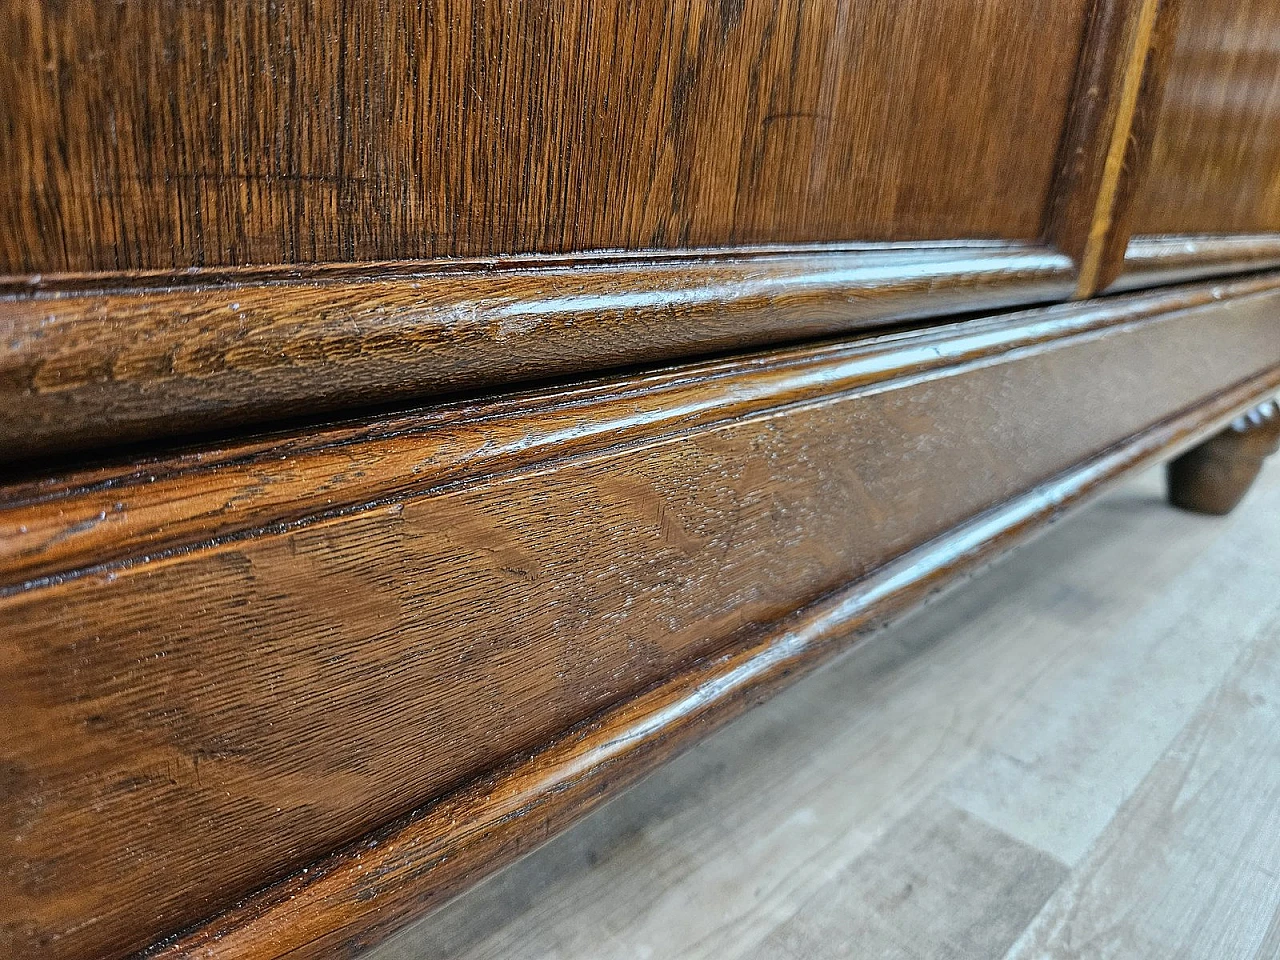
(1113, 234), (1280, 292)
(0, 243), (1073, 462)
(4, 272), (1279, 591)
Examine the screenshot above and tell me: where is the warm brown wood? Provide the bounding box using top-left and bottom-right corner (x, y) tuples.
(365, 463), (1280, 960)
(3, 275), (1280, 960)
(4, 274), (1280, 592)
(139, 365), (1280, 960)
(1047, 0), (1181, 297)
(0, 0), (1198, 470)
(0, 0), (1090, 276)
(5, 3), (1280, 958)
(1167, 398), (1280, 514)
(0, 243), (1076, 463)
(1081, 0), (1186, 295)
(1129, 0), (1280, 236)
(1111, 0), (1280, 295)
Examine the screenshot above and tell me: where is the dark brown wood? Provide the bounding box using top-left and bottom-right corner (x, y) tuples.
(1129, 0), (1280, 236)
(0, 243), (1075, 463)
(1111, 0), (1280, 295)
(1046, 0), (1180, 296)
(1167, 398), (1280, 514)
(141, 365), (1280, 960)
(3, 274), (1280, 960)
(5, 274), (1280, 592)
(1081, 0), (1185, 295)
(0, 0), (1205, 469)
(0, 0), (1090, 276)
(4, 3), (1280, 959)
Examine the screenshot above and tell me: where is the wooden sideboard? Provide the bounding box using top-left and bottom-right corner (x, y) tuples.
(3, 2), (1279, 958)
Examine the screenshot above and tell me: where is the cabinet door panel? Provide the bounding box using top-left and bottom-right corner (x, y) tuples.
(1131, 0), (1280, 235)
(0, 0), (1090, 275)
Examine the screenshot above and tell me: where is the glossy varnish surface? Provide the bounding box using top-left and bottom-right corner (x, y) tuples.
(4, 273), (1276, 592)
(1131, 0), (1280, 235)
(1050, 0), (1182, 295)
(127, 359), (1280, 960)
(0, 0), (1185, 464)
(4, 276), (1280, 960)
(5, 2), (1280, 958)
(0, 0), (1090, 275)
(0, 243), (1075, 462)
(1116, 234), (1280, 290)
(357, 462), (1280, 960)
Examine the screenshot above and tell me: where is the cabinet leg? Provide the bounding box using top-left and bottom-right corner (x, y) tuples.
(1168, 398), (1280, 515)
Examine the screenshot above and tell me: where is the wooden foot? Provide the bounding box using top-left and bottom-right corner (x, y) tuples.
(1168, 399), (1280, 515)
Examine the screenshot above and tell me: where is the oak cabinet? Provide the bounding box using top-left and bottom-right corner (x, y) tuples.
(1, 0), (1094, 273)
(3, 3), (1280, 959)
(1129, 0), (1280, 237)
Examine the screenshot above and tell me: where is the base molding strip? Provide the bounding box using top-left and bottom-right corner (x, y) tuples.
(143, 364), (1280, 960)
(1117, 234), (1280, 291)
(0, 242), (1073, 463)
(5, 273), (1280, 960)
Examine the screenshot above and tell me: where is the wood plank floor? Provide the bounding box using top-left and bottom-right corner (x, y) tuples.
(363, 461), (1280, 960)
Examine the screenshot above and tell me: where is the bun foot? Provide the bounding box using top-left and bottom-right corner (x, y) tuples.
(1168, 398), (1280, 515)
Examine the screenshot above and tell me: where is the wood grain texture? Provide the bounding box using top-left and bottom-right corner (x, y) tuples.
(1129, 0), (1280, 236)
(4, 273), (1278, 591)
(1059, 0), (1185, 297)
(1005, 555), (1280, 959)
(367, 462), (1280, 960)
(4, 275), (1280, 960)
(747, 798), (1064, 960)
(743, 798), (1067, 960)
(0, 0), (1090, 276)
(0, 243), (1075, 463)
(1047, 0), (1172, 297)
(4, 3), (1279, 958)
(0, 0), (1200, 469)
(139, 365), (1280, 960)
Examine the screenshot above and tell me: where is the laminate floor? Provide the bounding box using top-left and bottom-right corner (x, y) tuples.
(365, 461), (1280, 960)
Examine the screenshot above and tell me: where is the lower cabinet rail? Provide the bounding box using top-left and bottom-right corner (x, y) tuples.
(3, 273), (1280, 960)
